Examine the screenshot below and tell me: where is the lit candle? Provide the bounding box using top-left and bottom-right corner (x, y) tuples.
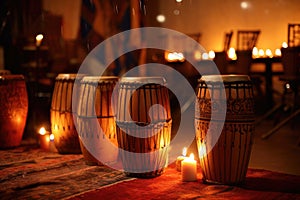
(258, 49), (265, 57)
(181, 153), (197, 182)
(208, 50), (215, 60)
(282, 42), (288, 48)
(266, 49), (273, 58)
(275, 48), (281, 57)
(36, 34), (43, 47)
(39, 127), (50, 151)
(252, 47), (259, 58)
(49, 133), (57, 152)
(227, 47), (237, 60)
(176, 147), (187, 171)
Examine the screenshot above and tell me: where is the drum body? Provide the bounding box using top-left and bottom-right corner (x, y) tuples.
(50, 74), (85, 154)
(195, 75), (255, 185)
(0, 75), (28, 148)
(116, 77), (172, 178)
(76, 76), (119, 166)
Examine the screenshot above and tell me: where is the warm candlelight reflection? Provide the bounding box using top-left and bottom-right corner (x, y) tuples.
(258, 49), (265, 57)
(282, 42), (288, 48)
(35, 34), (43, 47)
(275, 48), (281, 57)
(252, 47), (259, 58)
(208, 50), (215, 59)
(228, 47), (237, 60)
(202, 52), (209, 60)
(176, 147), (187, 171)
(165, 51), (185, 62)
(266, 49), (273, 57)
(194, 50), (202, 61)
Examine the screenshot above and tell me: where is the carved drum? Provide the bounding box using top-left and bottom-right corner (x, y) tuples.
(0, 75), (28, 148)
(195, 75), (255, 185)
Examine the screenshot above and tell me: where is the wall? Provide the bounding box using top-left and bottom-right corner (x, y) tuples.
(145, 0), (300, 52)
(43, 0), (81, 40)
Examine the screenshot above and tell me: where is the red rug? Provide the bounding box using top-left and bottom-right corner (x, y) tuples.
(68, 164), (300, 200)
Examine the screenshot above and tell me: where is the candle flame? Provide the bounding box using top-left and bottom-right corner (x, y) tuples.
(189, 153), (194, 160)
(266, 49), (273, 57)
(275, 48), (281, 57)
(50, 134), (54, 141)
(39, 127), (46, 135)
(182, 147), (187, 156)
(282, 42), (288, 48)
(258, 49), (265, 57)
(227, 47), (237, 60)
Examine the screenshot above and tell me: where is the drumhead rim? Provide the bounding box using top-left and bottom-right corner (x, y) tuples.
(120, 76), (166, 85)
(81, 76), (119, 83)
(0, 74), (25, 81)
(199, 74), (250, 82)
(56, 73), (86, 80)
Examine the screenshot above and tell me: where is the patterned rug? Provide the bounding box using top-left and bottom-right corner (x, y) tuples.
(0, 141), (133, 200)
(68, 164), (300, 200)
(1, 141), (300, 199)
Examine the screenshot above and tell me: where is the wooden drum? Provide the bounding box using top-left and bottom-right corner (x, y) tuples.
(195, 75), (255, 185)
(77, 76), (119, 166)
(0, 75), (28, 148)
(116, 77), (172, 178)
(50, 74), (85, 154)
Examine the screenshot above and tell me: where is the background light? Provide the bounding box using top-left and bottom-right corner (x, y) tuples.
(156, 14), (166, 23)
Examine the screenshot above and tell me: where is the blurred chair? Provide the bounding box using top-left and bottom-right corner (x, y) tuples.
(228, 30), (261, 74)
(288, 23), (300, 47)
(261, 46), (300, 143)
(236, 30), (260, 51)
(213, 31), (233, 74)
(261, 24), (300, 143)
(227, 30), (263, 97)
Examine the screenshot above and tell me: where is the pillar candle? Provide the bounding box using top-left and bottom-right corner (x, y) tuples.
(176, 147), (187, 171)
(182, 153), (197, 182)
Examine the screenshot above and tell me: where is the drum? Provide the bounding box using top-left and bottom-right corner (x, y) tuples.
(195, 75), (255, 185)
(0, 75), (28, 148)
(116, 77), (172, 178)
(50, 74), (85, 154)
(76, 76), (119, 166)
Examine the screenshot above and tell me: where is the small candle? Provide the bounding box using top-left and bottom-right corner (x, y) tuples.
(36, 34), (43, 47)
(176, 147), (187, 171)
(182, 153), (197, 182)
(49, 133), (57, 152)
(39, 127), (50, 151)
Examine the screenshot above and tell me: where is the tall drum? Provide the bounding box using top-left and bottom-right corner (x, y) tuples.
(195, 75), (255, 185)
(50, 74), (85, 154)
(116, 77), (172, 178)
(0, 75), (28, 148)
(76, 76), (119, 166)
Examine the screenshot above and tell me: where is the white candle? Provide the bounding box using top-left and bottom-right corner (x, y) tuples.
(49, 134), (57, 152)
(39, 127), (50, 151)
(182, 153), (197, 182)
(176, 147), (187, 171)
(36, 34), (43, 47)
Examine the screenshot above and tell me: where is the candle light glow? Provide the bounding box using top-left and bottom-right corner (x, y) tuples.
(181, 153), (197, 182)
(176, 147), (187, 171)
(35, 34), (43, 47)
